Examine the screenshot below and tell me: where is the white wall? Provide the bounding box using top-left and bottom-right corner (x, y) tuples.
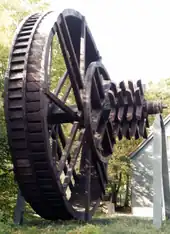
(131, 120), (170, 217)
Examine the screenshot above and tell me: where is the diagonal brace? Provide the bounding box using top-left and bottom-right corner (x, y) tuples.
(44, 88), (81, 121)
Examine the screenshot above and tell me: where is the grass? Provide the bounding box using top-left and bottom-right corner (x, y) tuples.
(0, 216), (170, 234)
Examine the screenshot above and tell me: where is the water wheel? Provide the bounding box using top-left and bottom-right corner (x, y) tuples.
(4, 9), (165, 221)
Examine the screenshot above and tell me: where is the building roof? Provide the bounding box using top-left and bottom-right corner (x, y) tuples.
(130, 114), (170, 160)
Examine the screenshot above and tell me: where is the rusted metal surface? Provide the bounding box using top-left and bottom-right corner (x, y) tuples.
(4, 9), (165, 221)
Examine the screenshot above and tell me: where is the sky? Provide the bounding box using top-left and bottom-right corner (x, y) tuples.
(50, 0), (170, 84)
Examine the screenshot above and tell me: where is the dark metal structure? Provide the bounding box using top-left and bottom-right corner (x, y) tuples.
(13, 188), (25, 225)
(4, 9), (165, 221)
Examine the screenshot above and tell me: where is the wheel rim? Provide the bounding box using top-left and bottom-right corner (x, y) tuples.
(83, 61), (114, 163)
(4, 10), (107, 221)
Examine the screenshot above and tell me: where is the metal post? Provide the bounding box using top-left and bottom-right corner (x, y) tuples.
(13, 188), (25, 225)
(153, 114), (164, 228)
(160, 115), (170, 219)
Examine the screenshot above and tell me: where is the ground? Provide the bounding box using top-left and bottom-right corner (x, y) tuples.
(0, 216), (170, 234)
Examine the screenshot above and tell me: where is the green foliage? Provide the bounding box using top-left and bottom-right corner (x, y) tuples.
(109, 137), (142, 178)
(145, 78), (170, 126)
(0, 0), (50, 221)
(0, 217), (170, 234)
(67, 224), (102, 234)
(0, 44), (8, 90)
(0, 173), (17, 222)
(51, 36), (66, 90)
(107, 135), (143, 206)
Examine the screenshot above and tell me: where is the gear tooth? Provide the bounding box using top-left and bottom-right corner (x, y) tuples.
(108, 90), (116, 107)
(134, 88), (142, 105)
(122, 123), (131, 140)
(126, 130), (131, 140)
(118, 128), (123, 140)
(119, 81), (126, 91)
(144, 127), (147, 139)
(117, 89), (124, 105)
(110, 82), (118, 97)
(128, 80), (135, 95)
(135, 127), (140, 139)
(125, 89), (134, 105)
(137, 79), (144, 96)
(139, 119), (146, 137)
(117, 106), (124, 122)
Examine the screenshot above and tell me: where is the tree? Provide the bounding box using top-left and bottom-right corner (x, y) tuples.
(107, 137), (142, 208)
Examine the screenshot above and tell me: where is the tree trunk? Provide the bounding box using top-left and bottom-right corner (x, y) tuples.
(124, 174), (130, 207)
(110, 172), (122, 207)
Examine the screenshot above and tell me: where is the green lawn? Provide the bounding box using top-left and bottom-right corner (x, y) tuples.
(0, 216), (170, 234)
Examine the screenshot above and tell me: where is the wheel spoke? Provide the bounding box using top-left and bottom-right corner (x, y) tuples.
(59, 14), (84, 89)
(91, 76), (102, 109)
(51, 125), (75, 189)
(95, 161), (106, 195)
(44, 88), (80, 121)
(80, 16), (86, 78)
(63, 129), (85, 191)
(47, 43), (53, 86)
(62, 83), (72, 102)
(58, 125), (77, 180)
(95, 68), (105, 99)
(58, 122), (80, 176)
(57, 23), (83, 110)
(54, 71), (68, 95)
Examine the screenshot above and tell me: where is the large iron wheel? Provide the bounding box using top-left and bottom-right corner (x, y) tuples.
(4, 10), (111, 220)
